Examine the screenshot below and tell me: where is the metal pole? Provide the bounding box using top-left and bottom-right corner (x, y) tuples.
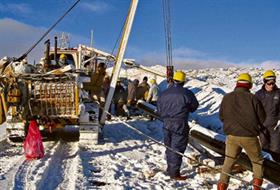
(123, 59), (166, 77)
(138, 65), (166, 78)
(100, 0), (139, 124)
(54, 36), (58, 64)
(90, 29), (94, 47)
(44, 39), (50, 65)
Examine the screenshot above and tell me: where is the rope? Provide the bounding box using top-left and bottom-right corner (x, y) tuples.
(102, 109), (263, 189)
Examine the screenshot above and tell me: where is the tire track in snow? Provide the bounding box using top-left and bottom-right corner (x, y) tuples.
(0, 141), (59, 190)
(36, 141), (79, 190)
(13, 160), (32, 189)
(13, 141), (60, 190)
(0, 140), (25, 190)
(55, 142), (79, 190)
(0, 156), (25, 190)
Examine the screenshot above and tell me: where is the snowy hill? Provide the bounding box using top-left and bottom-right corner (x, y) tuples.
(0, 66), (280, 190)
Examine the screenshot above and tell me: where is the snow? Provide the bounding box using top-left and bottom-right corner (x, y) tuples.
(0, 66), (280, 189)
(0, 123), (6, 141)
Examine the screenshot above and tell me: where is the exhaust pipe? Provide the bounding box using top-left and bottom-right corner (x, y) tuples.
(54, 36), (58, 64)
(44, 39), (50, 65)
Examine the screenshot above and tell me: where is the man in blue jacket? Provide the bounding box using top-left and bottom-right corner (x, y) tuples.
(157, 71), (199, 180)
(255, 70), (280, 162)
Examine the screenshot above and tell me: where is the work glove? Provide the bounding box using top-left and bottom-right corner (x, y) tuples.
(274, 120), (280, 130)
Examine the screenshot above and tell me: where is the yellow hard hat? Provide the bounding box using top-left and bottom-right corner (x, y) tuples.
(237, 73), (252, 83)
(149, 79), (156, 85)
(59, 53), (67, 60)
(173, 70), (186, 82)
(117, 78), (121, 82)
(263, 70), (276, 80)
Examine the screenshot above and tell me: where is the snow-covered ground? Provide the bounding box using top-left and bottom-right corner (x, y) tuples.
(0, 66), (280, 190)
(0, 123), (6, 141)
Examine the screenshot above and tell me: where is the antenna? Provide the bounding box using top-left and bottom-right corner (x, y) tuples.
(59, 32), (70, 49)
(90, 29), (94, 47)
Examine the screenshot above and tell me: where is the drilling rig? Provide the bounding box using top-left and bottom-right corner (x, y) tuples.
(0, 36), (115, 143)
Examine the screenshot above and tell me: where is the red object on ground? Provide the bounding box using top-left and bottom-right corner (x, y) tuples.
(23, 120), (44, 160)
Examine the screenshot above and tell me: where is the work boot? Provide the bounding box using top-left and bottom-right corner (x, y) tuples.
(171, 175), (187, 180)
(217, 181), (228, 190)
(253, 178), (263, 190)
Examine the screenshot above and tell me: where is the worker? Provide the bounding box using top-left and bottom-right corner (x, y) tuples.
(58, 54), (68, 67)
(157, 70), (199, 180)
(126, 79), (139, 118)
(146, 78), (159, 121)
(82, 62), (107, 121)
(127, 79), (139, 107)
(84, 62), (107, 103)
(113, 78), (129, 118)
(255, 70), (280, 162)
(218, 73), (266, 190)
(136, 76), (150, 101)
(147, 78), (159, 106)
(167, 76), (174, 88)
(103, 75), (110, 98)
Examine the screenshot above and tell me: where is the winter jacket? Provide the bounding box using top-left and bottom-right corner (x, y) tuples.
(127, 79), (139, 104)
(83, 71), (106, 96)
(157, 84), (199, 121)
(255, 85), (280, 153)
(255, 85), (280, 128)
(219, 87), (266, 137)
(113, 84), (127, 104)
(103, 79), (110, 97)
(136, 81), (150, 100)
(147, 83), (159, 102)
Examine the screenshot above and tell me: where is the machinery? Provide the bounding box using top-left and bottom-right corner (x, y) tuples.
(0, 41), (115, 143)
(123, 59), (166, 78)
(0, 0), (139, 143)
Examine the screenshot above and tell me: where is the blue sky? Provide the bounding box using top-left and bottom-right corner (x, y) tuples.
(1, 0), (280, 69)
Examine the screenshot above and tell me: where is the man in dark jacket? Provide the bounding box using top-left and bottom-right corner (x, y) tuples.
(126, 79), (139, 118)
(136, 76), (150, 100)
(83, 62), (107, 103)
(255, 70), (280, 162)
(157, 71), (199, 180)
(127, 79), (139, 106)
(218, 73), (266, 190)
(113, 78), (128, 117)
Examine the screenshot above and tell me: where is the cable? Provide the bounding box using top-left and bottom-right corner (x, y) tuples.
(108, 12), (129, 68)
(110, 16), (127, 57)
(162, 0), (173, 67)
